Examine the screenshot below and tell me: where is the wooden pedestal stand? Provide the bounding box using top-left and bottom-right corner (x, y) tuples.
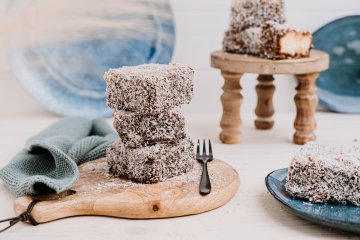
(211, 50), (329, 145)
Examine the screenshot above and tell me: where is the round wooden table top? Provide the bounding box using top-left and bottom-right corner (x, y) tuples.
(211, 50), (329, 75)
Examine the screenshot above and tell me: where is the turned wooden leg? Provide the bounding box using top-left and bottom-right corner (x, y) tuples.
(219, 71), (243, 144)
(293, 73), (319, 145)
(255, 74), (275, 130)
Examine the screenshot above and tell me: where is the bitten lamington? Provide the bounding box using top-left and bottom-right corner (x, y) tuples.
(104, 63), (194, 114)
(113, 108), (186, 148)
(223, 22), (312, 59)
(285, 142), (360, 206)
(107, 137), (195, 183)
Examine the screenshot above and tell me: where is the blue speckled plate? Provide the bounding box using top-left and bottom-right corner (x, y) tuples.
(313, 15), (360, 113)
(6, 0), (175, 117)
(266, 168), (360, 234)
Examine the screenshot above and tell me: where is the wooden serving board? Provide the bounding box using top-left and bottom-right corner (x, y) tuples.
(14, 158), (239, 223)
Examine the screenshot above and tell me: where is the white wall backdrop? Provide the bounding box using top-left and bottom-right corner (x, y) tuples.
(0, 0), (359, 117)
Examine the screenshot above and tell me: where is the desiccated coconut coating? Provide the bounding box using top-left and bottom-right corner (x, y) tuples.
(104, 63), (194, 114)
(107, 137), (195, 183)
(223, 21), (312, 59)
(285, 142), (360, 206)
(229, 0), (285, 31)
(113, 108), (186, 148)
(223, 27), (263, 55)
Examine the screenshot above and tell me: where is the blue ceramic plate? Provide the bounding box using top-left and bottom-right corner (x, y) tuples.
(313, 15), (360, 113)
(6, 0), (175, 117)
(266, 168), (360, 234)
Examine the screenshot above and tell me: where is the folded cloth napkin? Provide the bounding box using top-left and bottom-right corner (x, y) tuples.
(0, 117), (118, 196)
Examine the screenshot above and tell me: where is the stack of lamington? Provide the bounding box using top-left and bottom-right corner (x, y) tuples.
(104, 63), (195, 183)
(223, 0), (312, 59)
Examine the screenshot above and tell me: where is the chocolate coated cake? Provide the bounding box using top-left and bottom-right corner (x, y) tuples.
(285, 142), (360, 206)
(113, 108), (186, 148)
(107, 137), (195, 183)
(104, 63), (194, 114)
(223, 0), (312, 59)
(230, 0), (285, 31)
(223, 21), (312, 59)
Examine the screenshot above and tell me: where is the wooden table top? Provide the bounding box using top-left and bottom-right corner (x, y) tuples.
(211, 50), (330, 75)
(1, 112), (359, 239)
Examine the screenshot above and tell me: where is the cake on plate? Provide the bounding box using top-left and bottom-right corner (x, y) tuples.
(285, 142), (360, 206)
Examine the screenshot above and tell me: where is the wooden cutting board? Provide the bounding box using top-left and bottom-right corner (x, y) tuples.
(14, 158), (240, 223)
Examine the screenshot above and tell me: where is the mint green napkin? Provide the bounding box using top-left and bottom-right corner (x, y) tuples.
(0, 117), (117, 196)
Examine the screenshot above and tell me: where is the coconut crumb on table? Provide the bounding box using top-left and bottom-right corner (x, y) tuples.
(79, 160), (107, 172)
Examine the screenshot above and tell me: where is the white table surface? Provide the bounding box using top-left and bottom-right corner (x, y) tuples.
(1, 112), (360, 239)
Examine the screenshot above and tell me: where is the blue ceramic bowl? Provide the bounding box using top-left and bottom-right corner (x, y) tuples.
(266, 168), (360, 234)
(6, 0), (175, 117)
(313, 15), (360, 113)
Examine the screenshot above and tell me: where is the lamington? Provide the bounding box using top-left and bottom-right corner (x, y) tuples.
(104, 63), (194, 114)
(230, 0), (286, 31)
(223, 0), (312, 59)
(223, 22), (312, 59)
(107, 137), (195, 183)
(113, 108), (186, 148)
(285, 142), (360, 206)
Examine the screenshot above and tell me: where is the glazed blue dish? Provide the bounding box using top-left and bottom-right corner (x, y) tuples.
(6, 0), (175, 117)
(313, 15), (360, 113)
(266, 168), (360, 234)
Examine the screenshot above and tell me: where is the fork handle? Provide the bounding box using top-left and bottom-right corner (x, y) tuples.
(199, 161), (211, 195)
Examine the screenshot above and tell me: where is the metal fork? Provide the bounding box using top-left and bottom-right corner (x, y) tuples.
(196, 139), (213, 195)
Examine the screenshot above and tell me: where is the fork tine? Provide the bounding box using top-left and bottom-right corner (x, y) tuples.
(196, 139), (200, 156)
(208, 139), (213, 156)
(202, 139), (206, 156)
